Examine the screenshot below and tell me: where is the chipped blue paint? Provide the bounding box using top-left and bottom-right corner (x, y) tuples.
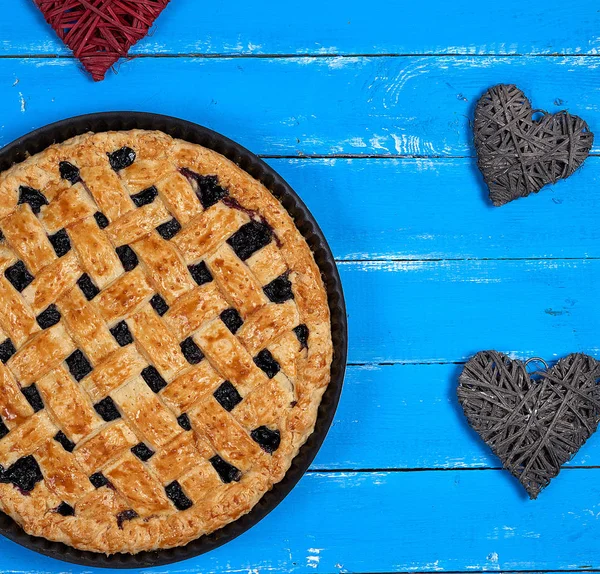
(1, 0), (600, 572)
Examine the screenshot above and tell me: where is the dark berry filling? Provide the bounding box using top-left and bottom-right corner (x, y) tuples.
(0, 419), (8, 440)
(263, 274), (294, 303)
(0, 455), (44, 493)
(131, 442), (155, 462)
(141, 366), (167, 393)
(220, 308), (243, 334)
(110, 321), (133, 347)
(0, 229), (4, 241)
(5, 260), (34, 292)
(59, 161), (81, 184)
(54, 431), (75, 453)
(48, 229), (71, 257)
(0, 339), (16, 363)
(18, 186), (48, 215)
(156, 218), (182, 240)
(150, 294), (169, 316)
(89, 472), (110, 489)
(165, 481), (193, 511)
(116, 245), (139, 272)
(108, 147), (136, 171)
(36, 304), (61, 329)
(293, 324), (309, 349)
(180, 168), (228, 209)
(131, 186), (158, 208)
(55, 502), (75, 516)
(65, 349), (92, 382)
(253, 349), (280, 379)
(77, 273), (100, 301)
(188, 261), (213, 286)
(116, 509), (138, 529)
(22, 384), (44, 412)
(94, 397), (121, 422)
(213, 381), (242, 412)
(227, 221), (273, 261)
(94, 211), (110, 229)
(209, 455), (242, 484)
(251, 426), (281, 454)
(180, 337), (204, 365)
(177, 413), (192, 431)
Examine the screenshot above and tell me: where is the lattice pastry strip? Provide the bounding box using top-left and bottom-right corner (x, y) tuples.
(68, 216), (124, 289)
(160, 361), (224, 417)
(171, 202), (248, 264)
(80, 346), (146, 403)
(132, 232), (196, 304)
(1, 204), (56, 274)
(73, 421), (139, 476)
(112, 377), (182, 449)
(22, 250), (82, 315)
(195, 319), (269, 397)
(79, 165), (134, 222)
(148, 433), (206, 486)
(153, 171), (202, 225)
(7, 323), (75, 386)
(105, 198), (172, 247)
(0, 410), (56, 467)
(35, 439), (94, 506)
(39, 183), (97, 234)
(56, 285), (119, 365)
(162, 282), (229, 341)
(104, 452), (171, 517)
(0, 275), (39, 346)
(126, 305), (187, 380)
(0, 361), (34, 430)
(36, 365), (101, 443)
(93, 267), (154, 325)
(236, 300), (299, 356)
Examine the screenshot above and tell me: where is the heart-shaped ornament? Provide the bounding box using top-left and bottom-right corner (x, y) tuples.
(458, 351), (600, 498)
(474, 84), (594, 206)
(34, 0), (171, 81)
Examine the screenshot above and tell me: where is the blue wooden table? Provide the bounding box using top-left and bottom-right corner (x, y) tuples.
(2, 1), (600, 572)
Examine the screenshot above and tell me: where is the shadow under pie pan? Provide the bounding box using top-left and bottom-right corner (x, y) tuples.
(0, 112), (347, 568)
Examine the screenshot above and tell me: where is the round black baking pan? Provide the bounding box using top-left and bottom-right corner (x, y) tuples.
(0, 113), (347, 568)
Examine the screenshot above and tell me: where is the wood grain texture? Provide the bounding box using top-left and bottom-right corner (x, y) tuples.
(270, 157), (600, 260)
(2, 469), (600, 573)
(2, 1), (600, 571)
(313, 364), (600, 470)
(341, 259), (600, 364)
(2, 0), (599, 56)
(1, 56), (600, 156)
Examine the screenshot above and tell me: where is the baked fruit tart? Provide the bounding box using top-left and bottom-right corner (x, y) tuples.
(0, 130), (332, 554)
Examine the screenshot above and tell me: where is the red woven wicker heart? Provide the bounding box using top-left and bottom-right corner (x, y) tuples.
(34, 0), (171, 81)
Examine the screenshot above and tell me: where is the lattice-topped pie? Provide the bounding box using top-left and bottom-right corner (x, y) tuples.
(0, 130), (332, 554)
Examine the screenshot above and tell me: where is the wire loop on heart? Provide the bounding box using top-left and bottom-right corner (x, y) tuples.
(525, 357), (548, 374)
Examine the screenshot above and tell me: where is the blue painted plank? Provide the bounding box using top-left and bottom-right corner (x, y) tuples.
(269, 157), (600, 260)
(2, 469), (600, 573)
(341, 259), (600, 364)
(2, 0), (599, 56)
(314, 364), (600, 470)
(1, 56), (599, 156)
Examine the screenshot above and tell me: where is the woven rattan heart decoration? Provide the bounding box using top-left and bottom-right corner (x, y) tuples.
(474, 84), (594, 206)
(458, 351), (600, 498)
(33, 0), (171, 81)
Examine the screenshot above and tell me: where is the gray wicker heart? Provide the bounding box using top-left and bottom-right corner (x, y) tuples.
(458, 351), (600, 498)
(474, 84), (594, 206)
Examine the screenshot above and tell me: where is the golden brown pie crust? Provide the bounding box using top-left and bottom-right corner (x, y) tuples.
(0, 130), (332, 554)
